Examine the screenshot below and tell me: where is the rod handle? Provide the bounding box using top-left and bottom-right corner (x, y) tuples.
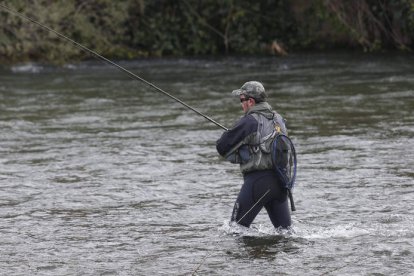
(287, 189), (296, 211)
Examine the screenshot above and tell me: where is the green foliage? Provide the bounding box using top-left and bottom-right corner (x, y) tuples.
(0, 0), (413, 63)
(325, 0), (414, 51)
(0, 0), (136, 63)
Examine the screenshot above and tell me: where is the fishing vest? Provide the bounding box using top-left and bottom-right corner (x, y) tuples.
(238, 103), (287, 174)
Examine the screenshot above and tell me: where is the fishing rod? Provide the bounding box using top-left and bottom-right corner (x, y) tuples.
(0, 4), (228, 131)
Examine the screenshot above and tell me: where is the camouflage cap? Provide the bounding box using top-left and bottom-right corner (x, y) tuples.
(231, 81), (267, 102)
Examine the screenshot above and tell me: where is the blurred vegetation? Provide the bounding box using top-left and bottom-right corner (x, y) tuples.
(0, 0), (413, 63)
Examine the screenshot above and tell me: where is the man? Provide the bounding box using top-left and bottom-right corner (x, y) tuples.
(216, 81), (291, 229)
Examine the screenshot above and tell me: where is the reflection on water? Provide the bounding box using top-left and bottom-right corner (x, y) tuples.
(0, 53), (413, 275)
(240, 235), (303, 258)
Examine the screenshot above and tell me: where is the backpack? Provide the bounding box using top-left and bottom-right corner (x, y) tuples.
(271, 133), (297, 211)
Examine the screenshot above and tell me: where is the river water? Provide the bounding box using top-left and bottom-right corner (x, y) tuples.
(0, 53), (413, 275)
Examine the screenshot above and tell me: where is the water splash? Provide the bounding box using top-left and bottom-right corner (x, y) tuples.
(295, 222), (370, 240)
(219, 221), (295, 237)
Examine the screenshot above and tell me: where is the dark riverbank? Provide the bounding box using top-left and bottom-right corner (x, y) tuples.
(1, 0), (413, 64)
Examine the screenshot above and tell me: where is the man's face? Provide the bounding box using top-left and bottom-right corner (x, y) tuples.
(240, 95), (254, 113)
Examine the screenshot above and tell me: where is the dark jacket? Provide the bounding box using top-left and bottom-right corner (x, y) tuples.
(216, 102), (287, 173)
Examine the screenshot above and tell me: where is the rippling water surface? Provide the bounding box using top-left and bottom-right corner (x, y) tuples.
(1, 53), (413, 275)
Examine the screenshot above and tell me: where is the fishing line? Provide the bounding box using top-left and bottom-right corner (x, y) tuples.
(237, 189), (270, 224)
(1, 5), (274, 274)
(191, 189), (271, 275)
(0, 4), (228, 131)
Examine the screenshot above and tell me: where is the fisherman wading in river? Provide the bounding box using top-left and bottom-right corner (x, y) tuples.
(216, 81), (294, 229)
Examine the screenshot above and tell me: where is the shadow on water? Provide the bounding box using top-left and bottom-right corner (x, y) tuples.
(227, 234), (307, 260)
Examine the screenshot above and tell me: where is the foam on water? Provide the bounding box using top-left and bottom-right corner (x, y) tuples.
(11, 63), (44, 73)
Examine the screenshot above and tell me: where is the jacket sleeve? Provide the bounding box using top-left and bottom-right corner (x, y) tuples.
(216, 114), (257, 157)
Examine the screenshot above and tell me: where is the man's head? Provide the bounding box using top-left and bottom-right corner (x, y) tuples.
(232, 81), (267, 112)
(232, 81), (267, 102)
